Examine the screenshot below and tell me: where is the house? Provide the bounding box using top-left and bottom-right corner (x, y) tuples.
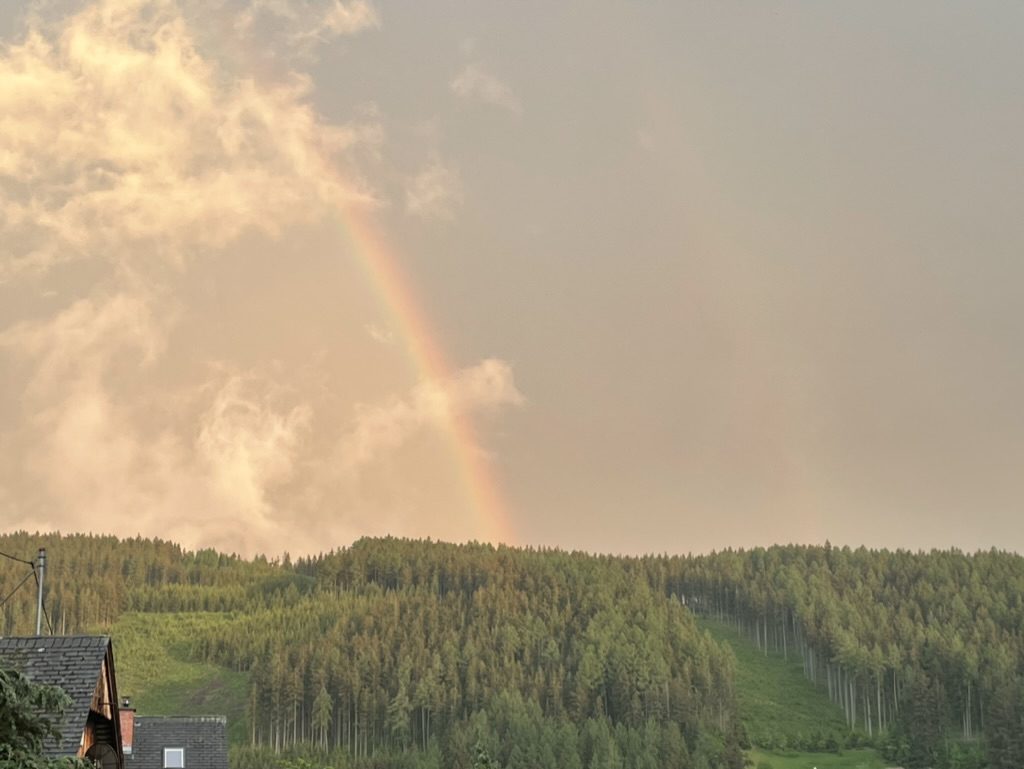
(120, 708), (229, 769)
(0, 635), (124, 768)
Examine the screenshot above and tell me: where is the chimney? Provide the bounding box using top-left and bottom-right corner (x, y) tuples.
(119, 698), (135, 755)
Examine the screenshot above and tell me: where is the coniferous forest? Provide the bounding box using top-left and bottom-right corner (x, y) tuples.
(1, 531), (1023, 769)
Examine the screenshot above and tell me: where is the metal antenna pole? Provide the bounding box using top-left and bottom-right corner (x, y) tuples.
(36, 547), (46, 636)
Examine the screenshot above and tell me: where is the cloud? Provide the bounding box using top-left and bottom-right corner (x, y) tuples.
(236, 0), (380, 57)
(365, 323), (395, 345)
(320, 0), (379, 36)
(0, 0), (522, 554)
(2, 295), (315, 553)
(1, 293), (180, 539)
(1, 307), (521, 553)
(0, 0), (378, 281)
(196, 374), (313, 523)
(405, 156), (463, 220)
(341, 358), (524, 471)
(450, 63), (522, 114)
(1, 291), (165, 396)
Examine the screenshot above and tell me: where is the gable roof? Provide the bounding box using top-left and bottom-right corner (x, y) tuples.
(0, 635), (114, 756)
(129, 717), (229, 769)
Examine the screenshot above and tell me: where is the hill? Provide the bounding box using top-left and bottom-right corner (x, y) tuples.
(2, 533), (1023, 769)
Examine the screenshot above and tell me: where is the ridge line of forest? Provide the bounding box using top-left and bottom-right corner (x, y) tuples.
(1, 532), (1021, 769)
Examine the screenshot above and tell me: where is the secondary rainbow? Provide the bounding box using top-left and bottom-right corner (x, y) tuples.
(335, 207), (517, 545)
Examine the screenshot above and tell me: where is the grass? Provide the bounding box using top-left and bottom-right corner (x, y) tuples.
(699, 617), (850, 745)
(103, 612), (250, 745)
(698, 618), (887, 769)
(748, 748), (887, 769)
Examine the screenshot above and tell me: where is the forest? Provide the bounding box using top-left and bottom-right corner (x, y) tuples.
(1, 531), (1022, 769)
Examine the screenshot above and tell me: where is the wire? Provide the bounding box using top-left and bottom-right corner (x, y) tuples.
(0, 568), (36, 609)
(32, 570), (55, 635)
(0, 549), (36, 568)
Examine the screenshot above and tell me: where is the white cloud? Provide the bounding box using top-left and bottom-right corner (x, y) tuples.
(405, 156), (463, 220)
(1, 293), (177, 539)
(0, 0), (372, 552)
(1, 292), (164, 396)
(450, 63), (522, 114)
(321, 0), (379, 36)
(341, 358), (524, 471)
(197, 374), (312, 523)
(2, 295), (315, 553)
(0, 0), (378, 281)
(237, 0), (380, 56)
(0, 1), (523, 554)
(365, 323), (395, 345)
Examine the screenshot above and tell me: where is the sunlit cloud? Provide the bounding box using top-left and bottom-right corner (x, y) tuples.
(0, 0), (378, 281)
(1, 286), (524, 552)
(197, 374), (313, 522)
(1, 292), (165, 396)
(0, 0), (522, 554)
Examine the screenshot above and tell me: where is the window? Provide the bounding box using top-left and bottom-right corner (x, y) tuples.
(163, 748), (185, 768)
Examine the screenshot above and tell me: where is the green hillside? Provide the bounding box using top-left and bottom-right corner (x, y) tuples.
(3, 532), (1023, 769)
(699, 618), (884, 769)
(105, 612), (249, 745)
(747, 748), (885, 769)
(700, 617), (849, 748)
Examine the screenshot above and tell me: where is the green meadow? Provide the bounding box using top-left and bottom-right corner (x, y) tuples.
(748, 748), (887, 769)
(103, 612), (249, 745)
(698, 618), (886, 769)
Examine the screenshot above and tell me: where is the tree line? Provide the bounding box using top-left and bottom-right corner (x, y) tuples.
(196, 538), (746, 769)
(2, 532), (1022, 768)
(657, 544), (1024, 769)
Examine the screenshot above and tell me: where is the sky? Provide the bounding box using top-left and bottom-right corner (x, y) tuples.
(1, 0), (1023, 557)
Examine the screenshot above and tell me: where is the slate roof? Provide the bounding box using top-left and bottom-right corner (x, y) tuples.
(0, 635), (112, 756)
(129, 717), (229, 769)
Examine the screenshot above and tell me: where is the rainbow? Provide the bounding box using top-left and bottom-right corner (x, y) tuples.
(335, 208), (517, 546)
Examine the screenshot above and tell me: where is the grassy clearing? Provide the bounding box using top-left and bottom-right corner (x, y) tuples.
(699, 617), (849, 745)
(104, 612), (249, 745)
(748, 748), (887, 769)
(699, 618), (887, 769)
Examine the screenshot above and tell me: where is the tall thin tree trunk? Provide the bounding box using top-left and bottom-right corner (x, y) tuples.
(876, 674), (883, 733)
(865, 682), (872, 736)
(782, 614), (788, 661)
(849, 677), (857, 728)
(892, 669), (899, 716)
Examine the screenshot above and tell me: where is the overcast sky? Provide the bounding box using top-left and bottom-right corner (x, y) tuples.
(2, 0), (1023, 556)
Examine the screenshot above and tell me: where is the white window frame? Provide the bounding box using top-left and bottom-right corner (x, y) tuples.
(164, 747), (185, 768)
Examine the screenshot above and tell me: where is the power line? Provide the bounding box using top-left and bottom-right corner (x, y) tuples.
(0, 549), (36, 568)
(0, 568), (36, 609)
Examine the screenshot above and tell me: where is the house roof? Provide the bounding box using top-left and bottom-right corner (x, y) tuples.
(0, 635), (113, 756)
(128, 717), (229, 769)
